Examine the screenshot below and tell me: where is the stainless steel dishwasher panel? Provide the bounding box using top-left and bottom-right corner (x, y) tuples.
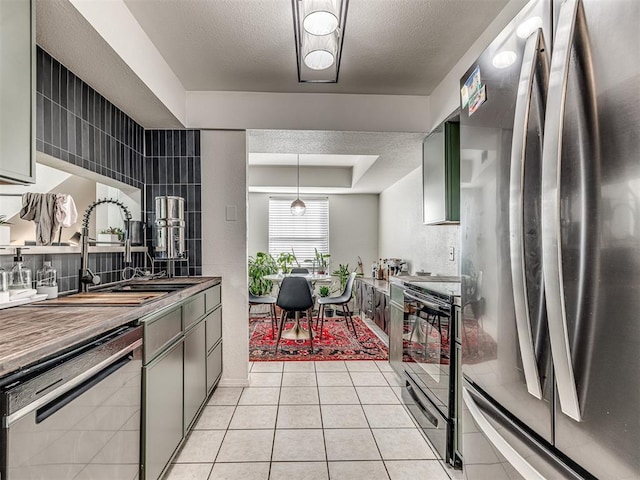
(2, 327), (142, 480)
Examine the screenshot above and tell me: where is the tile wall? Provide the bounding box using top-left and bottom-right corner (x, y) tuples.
(36, 47), (145, 189)
(8, 48), (204, 289)
(144, 130), (202, 276)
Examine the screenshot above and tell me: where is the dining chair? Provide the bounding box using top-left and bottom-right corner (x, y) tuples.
(275, 276), (315, 352)
(249, 290), (277, 335)
(290, 267), (309, 274)
(316, 272), (357, 339)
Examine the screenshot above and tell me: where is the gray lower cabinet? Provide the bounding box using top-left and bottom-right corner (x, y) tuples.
(206, 306), (223, 392)
(183, 320), (207, 431)
(143, 340), (183, 480)
(141, 283), (222, 480)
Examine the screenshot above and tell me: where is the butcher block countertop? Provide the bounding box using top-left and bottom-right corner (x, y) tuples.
(0, 277), (221, 379)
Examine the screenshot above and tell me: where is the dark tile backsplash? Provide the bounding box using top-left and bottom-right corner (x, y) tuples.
(34, 47), (203, 279)
(0, 252), (147, 294)
(144, 130), (202, 277)
(36, 47), (145, 189)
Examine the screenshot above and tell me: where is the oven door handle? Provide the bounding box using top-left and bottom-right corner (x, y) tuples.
(406, 383), (439, 428)
(35, 353), (132, 424)
(404, 292), (446, 311)
(4, 338), (142, 427)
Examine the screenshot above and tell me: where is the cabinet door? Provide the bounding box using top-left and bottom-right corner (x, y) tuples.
(184, 321), (207, 431)
(205, 307), (222, 353)
(422, 121), (460, 224)
(0, 0), (35, 184)
(207, 342), (223, 392)
(143, 341), (183, 480)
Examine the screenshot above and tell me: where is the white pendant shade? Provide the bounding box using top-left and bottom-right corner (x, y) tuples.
(291, 198), (306, 215)
(304, 10), (338, 35)
(291, 154), (306, 215)
(304, 50), (334, 70)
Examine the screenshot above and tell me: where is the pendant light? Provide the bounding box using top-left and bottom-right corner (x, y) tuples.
(291, 154), (306, 216)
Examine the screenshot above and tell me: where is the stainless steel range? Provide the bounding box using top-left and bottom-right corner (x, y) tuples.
(389, 278), (462, 467)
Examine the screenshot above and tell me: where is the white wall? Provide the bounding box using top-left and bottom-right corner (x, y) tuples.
(379, 168), (459, 276)
(187, 91), (429, 133)
(248, 193), (378, 275)
(201, 130), (249, 387)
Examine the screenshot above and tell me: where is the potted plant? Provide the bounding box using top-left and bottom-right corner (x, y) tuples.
(318, 285), (335, 317)
(332, 263), (351, 291)
(0, 215), (11, 246)
(97, 227), (124, 244)
(314, 248), (331, 274)
(248, 251), (278, 296)
(276, 251), (297, 274)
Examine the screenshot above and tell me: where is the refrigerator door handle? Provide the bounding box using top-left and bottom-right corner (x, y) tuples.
(509, 28), (549, 400)
(541, 0), (599, 422)
(463, 387), (546, 480)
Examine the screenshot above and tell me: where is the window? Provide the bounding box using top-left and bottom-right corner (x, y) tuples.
(268, 197), (329, 262)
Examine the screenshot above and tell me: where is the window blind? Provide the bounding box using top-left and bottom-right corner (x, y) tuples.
(268, 197), (329, 262)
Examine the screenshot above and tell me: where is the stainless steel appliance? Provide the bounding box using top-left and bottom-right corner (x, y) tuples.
(390, 280), (462, 467)
(460, 0), (640, 478)
(154, 196), (186, 259)
(1, 326), (142, 479)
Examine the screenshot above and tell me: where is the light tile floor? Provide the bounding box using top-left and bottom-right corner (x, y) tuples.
(164, 360), (459, 480)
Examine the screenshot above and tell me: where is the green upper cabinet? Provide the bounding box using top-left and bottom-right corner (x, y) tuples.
(422, 121), (460, 224)
(0, 0), (35, 184)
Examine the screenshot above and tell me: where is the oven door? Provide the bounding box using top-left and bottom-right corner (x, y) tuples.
(402, 288), (452, 414)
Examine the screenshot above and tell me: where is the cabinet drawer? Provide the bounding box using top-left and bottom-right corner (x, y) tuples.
(183, 293), (206, 330)
(205, 284), (221, 311)
(143, 340), (183, 480)
(207, 343), (223, 392)
(206, 307), (222, 352)
(143, 306), (182, 364)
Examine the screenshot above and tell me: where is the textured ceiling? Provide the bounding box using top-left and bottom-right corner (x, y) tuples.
(123, 0), (510, 95)
(247, 130), (425, 193)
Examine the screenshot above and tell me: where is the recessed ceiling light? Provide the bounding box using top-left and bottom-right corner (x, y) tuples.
(304, 11), (338, 35)
(304, 50), (335, 70)
(492, 51), (517, 69)
(516, 16), (543, 39)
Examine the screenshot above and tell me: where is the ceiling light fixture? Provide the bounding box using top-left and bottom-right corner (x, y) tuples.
(292, 0), (349, 83)
(291, 154), (306, 216)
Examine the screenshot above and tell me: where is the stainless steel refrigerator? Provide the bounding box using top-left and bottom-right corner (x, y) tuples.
(459, 0), (640, 478)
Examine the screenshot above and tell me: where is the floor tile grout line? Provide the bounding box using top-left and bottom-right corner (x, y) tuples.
(313, 361), (331, 479)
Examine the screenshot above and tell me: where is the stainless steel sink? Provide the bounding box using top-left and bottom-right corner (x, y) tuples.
(108, 283), (193, 293)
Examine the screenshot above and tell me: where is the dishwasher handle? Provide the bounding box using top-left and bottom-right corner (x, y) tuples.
(35, 353), (133, 424)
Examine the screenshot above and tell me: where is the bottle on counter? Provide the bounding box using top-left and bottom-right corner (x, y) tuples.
(377, 259), (384, 280)
(9, 249), (32, 290)
(36, 261), (58, 299)
(372, 262), (378, 279)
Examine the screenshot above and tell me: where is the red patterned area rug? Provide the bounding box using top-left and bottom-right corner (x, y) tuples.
(250, 315), (388, 361)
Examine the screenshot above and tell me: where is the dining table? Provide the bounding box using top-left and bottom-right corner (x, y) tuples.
(263, 273), (333, 340)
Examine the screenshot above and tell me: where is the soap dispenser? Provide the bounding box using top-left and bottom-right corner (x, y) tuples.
(36, 261), (58, 298)
(9, 248), (32, 290)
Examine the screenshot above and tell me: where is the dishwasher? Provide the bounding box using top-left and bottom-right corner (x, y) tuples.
(0, 325), (143, 480)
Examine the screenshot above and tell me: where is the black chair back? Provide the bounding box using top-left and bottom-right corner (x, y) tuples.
(290, 268), (309, 274)
(277, 276), (314, 311)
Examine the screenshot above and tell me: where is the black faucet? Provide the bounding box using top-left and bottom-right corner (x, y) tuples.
(79, 198), (132, 292)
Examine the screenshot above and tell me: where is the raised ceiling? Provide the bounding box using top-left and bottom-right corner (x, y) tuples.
(123, 0), (509, 95)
